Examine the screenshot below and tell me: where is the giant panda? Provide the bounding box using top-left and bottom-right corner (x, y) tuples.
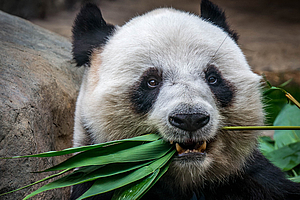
(70, 0), (300, 199)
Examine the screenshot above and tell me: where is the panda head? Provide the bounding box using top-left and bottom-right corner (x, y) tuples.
(72, 0), (264, 188)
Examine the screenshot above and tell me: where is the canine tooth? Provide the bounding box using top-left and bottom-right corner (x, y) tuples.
(197, 140), (207, 152)
(170, 141), (174, 144)
(175, 143), (185, 154)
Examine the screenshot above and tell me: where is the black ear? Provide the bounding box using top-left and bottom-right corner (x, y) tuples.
(200, 0), (238, 42)
(72, 3), (115, 66)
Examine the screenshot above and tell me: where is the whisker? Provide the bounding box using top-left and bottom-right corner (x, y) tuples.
(209, 35), (229, 63)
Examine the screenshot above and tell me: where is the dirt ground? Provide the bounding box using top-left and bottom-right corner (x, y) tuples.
(30, 0), (300, 81)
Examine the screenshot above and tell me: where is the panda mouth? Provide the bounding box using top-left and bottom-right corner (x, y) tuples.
(172, 140), (207, 156)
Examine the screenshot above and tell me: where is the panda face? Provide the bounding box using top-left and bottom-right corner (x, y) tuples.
(73, 3), (264, 188)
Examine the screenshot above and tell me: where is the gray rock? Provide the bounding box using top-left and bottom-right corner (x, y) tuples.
(0, 10), (83, 199)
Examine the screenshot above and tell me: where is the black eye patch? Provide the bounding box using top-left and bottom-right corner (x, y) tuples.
(131, 68), (162, 114)
(205, 65), (235, 107)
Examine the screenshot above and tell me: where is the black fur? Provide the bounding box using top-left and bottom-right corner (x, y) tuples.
(205, 65), (235, 107)
(200, 151), (300, 200)
(72, 3), (115, 66)
(200, 0), (238, 42)
(131, 68), (163, 114)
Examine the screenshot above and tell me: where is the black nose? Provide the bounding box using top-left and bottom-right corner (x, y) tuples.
(169, 113), (210, 131)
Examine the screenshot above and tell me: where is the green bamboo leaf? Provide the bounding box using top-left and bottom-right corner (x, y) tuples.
(279, 79), (292, 88)
(2, 134), (161, 159)
(112, 169), (159, 200)
(264, 141), (300, 171)
(112, 150), (175, 200)
(263, 85), (286, 96)
(77, 150), (175, 200)
(263, 87), (280, 96)
(2, 134), (173, 199)
(273, 104), (300, 149)
(22, 162), (152, 200)
(42, 141), (143, 172)
(289, 175), (300, 183)
(258, 136), (275, 155)
(137, 158), (172, 200)
(44, 140), (172, 172)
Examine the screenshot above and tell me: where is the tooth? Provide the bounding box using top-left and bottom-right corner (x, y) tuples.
(197, 140), (207, 152)
(170, 141), (174, 144)
(175, 143), (185, 154)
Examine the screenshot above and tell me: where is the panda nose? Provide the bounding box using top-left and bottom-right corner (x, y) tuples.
(169, 113), (210, 131)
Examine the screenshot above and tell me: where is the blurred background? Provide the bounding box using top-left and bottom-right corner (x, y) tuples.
(1, 0), (300, 124)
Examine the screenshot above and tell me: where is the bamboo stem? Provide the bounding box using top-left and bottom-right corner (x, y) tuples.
(285, 93), (300, 109)
(222, 126), (300, 130)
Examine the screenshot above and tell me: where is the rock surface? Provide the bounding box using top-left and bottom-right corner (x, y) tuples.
(0, 10), (83, 199)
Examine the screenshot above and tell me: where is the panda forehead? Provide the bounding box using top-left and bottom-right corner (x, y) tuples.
(105, 8), (236, 56)
(99, 8), (251, 83)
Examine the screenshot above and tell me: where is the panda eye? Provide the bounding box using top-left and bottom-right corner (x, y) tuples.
(147, 78), (159, 88)
(207, 75), (218, 85)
